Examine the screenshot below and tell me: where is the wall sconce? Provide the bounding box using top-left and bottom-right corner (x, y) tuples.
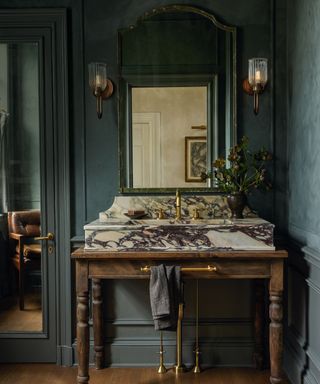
(88, 62), (114, 119)
(243, 58), (268, 115)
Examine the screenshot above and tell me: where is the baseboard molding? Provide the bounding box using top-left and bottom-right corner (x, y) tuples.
(57, 345), (74, 366)
(104, 317), (252, 326)
(284, 244), (320, 384)
(72, 337), (254, 367)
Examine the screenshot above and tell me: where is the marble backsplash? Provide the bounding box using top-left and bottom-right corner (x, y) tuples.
(99, 195), (255, 221)
(83, 195), (274, 251)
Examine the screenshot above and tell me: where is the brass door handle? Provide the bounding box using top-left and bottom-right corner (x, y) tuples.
(35, 232), (54, 241)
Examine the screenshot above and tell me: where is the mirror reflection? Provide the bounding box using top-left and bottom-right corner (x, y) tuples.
(119, 5), (237, 192)
(132, 86), (208, 188)
(0, 42), (43, 332)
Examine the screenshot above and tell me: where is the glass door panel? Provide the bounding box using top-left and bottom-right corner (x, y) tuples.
(0, 41), (43, 332)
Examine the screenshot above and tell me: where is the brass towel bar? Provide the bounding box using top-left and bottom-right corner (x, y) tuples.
(140, 265), (217, 273)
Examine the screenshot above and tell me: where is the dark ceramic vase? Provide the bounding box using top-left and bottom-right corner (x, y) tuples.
(226, 192), (247, 219)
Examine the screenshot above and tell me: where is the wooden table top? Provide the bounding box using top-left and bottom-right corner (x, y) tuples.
(72, 247), (288, 260)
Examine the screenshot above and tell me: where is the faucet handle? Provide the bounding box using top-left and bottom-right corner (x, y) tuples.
(192, 208), (201, 220)
(156, 208), (165, 220)
(210, 203), (221, 218)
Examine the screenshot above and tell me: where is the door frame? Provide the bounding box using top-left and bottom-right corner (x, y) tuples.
(0, 9), (70, 363)
(132, 112), (162, 188)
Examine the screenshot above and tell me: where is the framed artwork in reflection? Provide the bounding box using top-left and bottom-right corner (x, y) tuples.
(185, 136), (207, 182)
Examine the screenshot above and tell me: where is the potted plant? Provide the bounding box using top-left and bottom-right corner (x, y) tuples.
(203, 136), (272, 218)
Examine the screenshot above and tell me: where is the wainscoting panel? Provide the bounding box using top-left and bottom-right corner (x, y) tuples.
(304, 247), (320, 384)
(73, 335), (254, 368)
(73, 279), (255, 367)
(284, 246), (320, 384)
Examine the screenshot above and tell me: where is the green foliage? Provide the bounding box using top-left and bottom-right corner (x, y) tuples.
(202, 136), (272, 194)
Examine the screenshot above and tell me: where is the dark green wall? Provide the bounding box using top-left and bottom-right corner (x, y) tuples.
(120, 17), (218, 68)
(82, 0), (276, 231)
(284, 0), (320, 383)
(0, 0), (288, 367)
(81, 0), (283, 367)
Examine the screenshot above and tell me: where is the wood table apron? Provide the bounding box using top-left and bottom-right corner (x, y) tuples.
(72, 248), (288, 384)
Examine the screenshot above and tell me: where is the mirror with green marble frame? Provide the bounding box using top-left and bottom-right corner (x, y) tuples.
(118, 5), (237, 193)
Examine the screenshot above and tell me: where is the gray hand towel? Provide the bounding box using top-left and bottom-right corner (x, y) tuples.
(149, 264), (181, 331)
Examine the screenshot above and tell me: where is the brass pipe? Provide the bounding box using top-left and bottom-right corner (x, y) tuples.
(194, 348), (201, 373)
(142, 266), (216, 373)
(141, 265), (217, 273)
(174, 302), (185, 374)
(193, 279), (201, 373)
(158, 331), (167, 374)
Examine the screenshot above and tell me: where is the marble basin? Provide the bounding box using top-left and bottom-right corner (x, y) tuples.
(84, 217), (275, 252)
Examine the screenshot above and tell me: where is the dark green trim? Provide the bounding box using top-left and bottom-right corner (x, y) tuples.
(72, 337), (254, 367)
(57, 345), (74, 367)
(0, 8), (70, 364)
(129, 5), (237, 35)
(121, 65), (223, 75)
(103, 316), (252, 326)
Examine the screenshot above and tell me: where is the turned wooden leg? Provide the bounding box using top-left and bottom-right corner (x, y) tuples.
(76, 261), (89, 384)
(269, 261), (284, 384)
(253, 279), (265, 369)
(92, 278), (104, 369)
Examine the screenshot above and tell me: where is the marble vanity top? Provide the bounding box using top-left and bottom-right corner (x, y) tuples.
(84, 195), (275, 252)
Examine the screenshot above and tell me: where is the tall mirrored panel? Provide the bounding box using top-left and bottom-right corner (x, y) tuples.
(0, 42), (43, 332)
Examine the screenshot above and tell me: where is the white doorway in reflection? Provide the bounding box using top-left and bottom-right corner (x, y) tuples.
(132, 112), (162, 188)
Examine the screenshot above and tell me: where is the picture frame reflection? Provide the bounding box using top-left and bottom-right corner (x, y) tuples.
(185, 136), (207, 182)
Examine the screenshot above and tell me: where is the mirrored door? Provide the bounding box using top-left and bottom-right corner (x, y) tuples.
(0, 41), (47, 333)
(0, 9), (69, 362)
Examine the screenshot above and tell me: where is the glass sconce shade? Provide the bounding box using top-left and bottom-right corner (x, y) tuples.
(88, 62), (114, 119)
(88, 62), (108, 94)
(246, 58), (268, 115)
(248, 58), (268, 89)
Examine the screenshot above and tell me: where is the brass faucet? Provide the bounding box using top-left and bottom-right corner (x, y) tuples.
(175, 189), (182, 220)
(192, 208), (200, 220)
(156, 208), (165, 220)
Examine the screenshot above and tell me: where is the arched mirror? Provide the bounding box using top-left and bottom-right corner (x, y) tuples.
(118, 5), (237, 193)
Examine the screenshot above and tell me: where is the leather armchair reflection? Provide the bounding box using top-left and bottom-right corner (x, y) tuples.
(8, 210), (41, 310)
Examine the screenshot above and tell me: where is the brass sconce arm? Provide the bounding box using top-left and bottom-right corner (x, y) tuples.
(243, 79), (266, 115)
